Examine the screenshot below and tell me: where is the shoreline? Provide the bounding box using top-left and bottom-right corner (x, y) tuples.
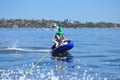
(0, 27), (120, 29)
(0, 18), (120, 28)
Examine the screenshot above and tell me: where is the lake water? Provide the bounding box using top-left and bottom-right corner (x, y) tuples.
(0, 28), (120, 80)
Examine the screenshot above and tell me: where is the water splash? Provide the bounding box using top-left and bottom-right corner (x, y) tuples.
(11, 40), (19, 48)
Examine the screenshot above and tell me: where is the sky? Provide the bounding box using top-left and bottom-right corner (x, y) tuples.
(0, 0), (120, 23)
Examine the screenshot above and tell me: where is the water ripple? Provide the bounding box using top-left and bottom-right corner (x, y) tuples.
(106, 49), (120, 54)
(103, 59), (120, 63)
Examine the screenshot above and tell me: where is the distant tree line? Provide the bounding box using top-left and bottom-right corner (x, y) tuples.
(0, 18), (120, 28)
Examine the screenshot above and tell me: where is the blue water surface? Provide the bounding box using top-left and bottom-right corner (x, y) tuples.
(0, 28), (120, 80)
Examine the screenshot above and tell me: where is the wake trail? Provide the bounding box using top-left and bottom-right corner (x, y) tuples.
(0, 47), (52, 53)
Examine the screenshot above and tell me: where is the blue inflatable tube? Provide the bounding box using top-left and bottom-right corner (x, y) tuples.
(52, 40), (74, 54)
